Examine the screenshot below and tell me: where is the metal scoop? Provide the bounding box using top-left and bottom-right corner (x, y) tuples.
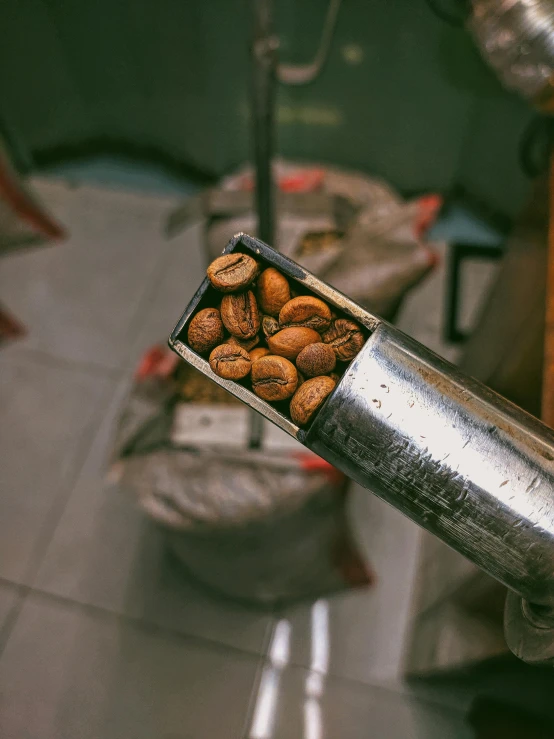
(169, 232), (554, 665)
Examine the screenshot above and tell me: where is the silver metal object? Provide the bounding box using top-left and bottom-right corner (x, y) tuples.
(277, 0), (343, 85)
(469, 0), (554, 108)
(169, 233), (554, 663)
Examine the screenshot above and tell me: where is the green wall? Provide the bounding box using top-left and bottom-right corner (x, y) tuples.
(0, 0), (534, 216)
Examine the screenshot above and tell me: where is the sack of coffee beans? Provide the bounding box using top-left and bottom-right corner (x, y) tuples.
(199, 160), (439, 320)
(111, 345), (373, 607)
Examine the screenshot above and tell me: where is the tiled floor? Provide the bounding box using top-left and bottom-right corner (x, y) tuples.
(0, 594), (261, 739)
(0, 177), (477, 737)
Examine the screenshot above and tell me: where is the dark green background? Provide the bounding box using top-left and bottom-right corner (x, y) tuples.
(0, 0), (534, 216)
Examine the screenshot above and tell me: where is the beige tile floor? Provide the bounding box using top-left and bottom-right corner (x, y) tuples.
(0, 177), (491, 738)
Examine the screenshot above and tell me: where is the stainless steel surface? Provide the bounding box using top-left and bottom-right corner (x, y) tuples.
(307, 322), (554, 607)
(469, 0), (554, 105)
(169, 233), (554, 662)
(505, 590), (554, 664)
(277, 0), (342, 85)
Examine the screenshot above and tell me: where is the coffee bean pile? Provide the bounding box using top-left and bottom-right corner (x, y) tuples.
(186, 252), (365, 427)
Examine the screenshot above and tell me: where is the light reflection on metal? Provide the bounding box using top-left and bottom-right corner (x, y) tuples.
(469, 0), (554, 110)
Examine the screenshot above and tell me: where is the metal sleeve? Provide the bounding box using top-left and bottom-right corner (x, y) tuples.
(305, 323), (554, 607)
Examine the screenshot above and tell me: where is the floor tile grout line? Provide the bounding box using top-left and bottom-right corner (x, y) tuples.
(0, 584), (28, 658)
(251, 605), (467, 717)
(239, 616), (279, 739)
(0, 579), (467, 718)
(0, 578), (267, 664)
(239, 652), (270, 739)
(0, 579), (25, 595)
(280, 656), (469, 717)
(118, 223), (195, 372)
(3, 182), (193, 379)
(236, 644), (469, 736)
(17, 378), (121, 592)
(0, 192), (190, 601)
(0, 379), (120, 657)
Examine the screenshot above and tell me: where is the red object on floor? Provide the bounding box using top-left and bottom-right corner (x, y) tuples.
(0, 146), (65, 244)
(135, 345), (180, 381)
(0, 304), (26, 345)
(0, 141), (67, 348)
(333, 529), (375, 588)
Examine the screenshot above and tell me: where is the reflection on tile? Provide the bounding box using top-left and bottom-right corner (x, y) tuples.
(35, 378), (273, 655)
(0, 353), (110, 582)
(246, 664), (471, 739)
(0, 180), (180, 369)
(283, 484), (422, 684)
(0, 596), (261, 739)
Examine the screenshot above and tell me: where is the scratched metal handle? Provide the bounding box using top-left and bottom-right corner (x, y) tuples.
(305, 322), (554, 660)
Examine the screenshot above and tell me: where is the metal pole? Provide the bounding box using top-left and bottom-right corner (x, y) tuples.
(251, 0), (277, 245)
(248, 0), (278, 448)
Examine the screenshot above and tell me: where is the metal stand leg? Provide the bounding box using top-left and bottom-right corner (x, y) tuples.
(251, 0), (277, 245)
(247, 0), (278, 448)
(444, 242), (504, 344)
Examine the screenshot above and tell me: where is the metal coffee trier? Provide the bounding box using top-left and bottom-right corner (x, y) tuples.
(169, 233), (554, 665)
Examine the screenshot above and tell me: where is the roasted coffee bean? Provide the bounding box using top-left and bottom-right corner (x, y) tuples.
(188, 258), (361, 423)
(207, 253), (258, 292)
(220, 291), (260, 340)
(227, 334), (260, 352)
(209, 343), (251, 380)
(267, 327), (320, 361)
(249, 347), (270, 362)
(296, 342), (336, 378)
(257, 268), (291, 317)
(290, 375), (336, 427)
(251, 355), (298, 402)
(262, 315), (280, 339)
(322, 318), (365, 361)
(187, 307), (225, 354)
(279, 295), (331, 333)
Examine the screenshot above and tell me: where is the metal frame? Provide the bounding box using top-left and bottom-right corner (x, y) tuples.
(445, 241), (504, 343)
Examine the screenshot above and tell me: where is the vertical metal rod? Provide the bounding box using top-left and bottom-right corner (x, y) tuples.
(251, 0), (277, 245)
(248, 0), (278, 448)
